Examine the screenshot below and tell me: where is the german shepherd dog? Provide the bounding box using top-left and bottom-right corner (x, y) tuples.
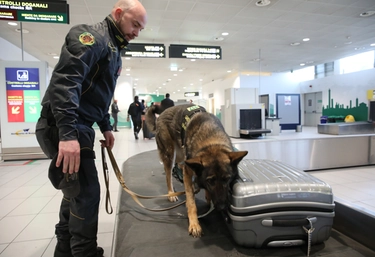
(145, 104), (248, 237)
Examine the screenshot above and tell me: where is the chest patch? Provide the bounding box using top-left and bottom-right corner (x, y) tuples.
(79, 32), (95, 46)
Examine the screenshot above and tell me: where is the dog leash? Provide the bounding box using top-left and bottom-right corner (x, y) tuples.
(101, 146), (187, 214)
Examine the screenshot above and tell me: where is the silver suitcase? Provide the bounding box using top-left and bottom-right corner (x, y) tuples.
(227, 159), (335, 248)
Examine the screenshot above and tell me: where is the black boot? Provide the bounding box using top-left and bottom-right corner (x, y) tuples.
(87, 247), (104, 257)
(54, 241), (73, 257)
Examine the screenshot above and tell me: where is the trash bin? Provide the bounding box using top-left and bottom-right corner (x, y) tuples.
(296, 125), (302, 132)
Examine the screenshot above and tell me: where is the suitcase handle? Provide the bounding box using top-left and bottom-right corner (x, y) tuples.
(262, 217), (317, 227)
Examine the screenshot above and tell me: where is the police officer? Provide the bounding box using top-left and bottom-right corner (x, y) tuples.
(35, 1), (147, 256)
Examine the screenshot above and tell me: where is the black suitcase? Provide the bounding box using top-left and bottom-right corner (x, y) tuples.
(142, 119), (154, 139)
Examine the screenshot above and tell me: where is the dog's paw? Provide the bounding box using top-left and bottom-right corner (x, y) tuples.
(188, 223), (202, 238)
(168, 195), (179, 202)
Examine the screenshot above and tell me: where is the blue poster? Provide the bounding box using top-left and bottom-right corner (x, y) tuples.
(5, 67), (40, 90)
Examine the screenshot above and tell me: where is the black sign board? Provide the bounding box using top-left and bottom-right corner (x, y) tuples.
(121, 43), (165, 58)
(169, 44), (222, 60)
(0, 0), (69, 24)
(184, 92), (199, 97)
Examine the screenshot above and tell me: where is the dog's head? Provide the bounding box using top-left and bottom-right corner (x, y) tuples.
(185, 150), (248, 211)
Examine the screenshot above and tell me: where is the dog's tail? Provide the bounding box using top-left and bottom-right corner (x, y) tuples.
(145, 104), (163, 133)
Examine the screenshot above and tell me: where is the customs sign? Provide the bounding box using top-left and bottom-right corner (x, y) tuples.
(0, 0), (69, 24)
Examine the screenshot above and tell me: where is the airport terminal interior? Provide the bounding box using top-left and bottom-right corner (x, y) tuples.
(1, 0), (375, 257)
(0, 127), (374, 256)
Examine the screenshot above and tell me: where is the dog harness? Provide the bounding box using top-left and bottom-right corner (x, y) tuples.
(180, 105), (206, 146)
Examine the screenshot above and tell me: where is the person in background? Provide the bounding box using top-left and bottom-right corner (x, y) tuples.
(127, 95), (144, 139)
(111, 99), (120, 132)
(189, 99), (193, 104)
(160, 93), (174, 112)
(141, 99), (147, 115)
(35, 1), (147, 256)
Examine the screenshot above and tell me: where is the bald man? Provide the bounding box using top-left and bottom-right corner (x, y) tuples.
(36, 1), (147, 256)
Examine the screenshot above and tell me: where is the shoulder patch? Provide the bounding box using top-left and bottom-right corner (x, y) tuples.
(79, 32), (95, 46)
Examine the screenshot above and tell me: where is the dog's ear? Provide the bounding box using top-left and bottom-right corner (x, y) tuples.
(228, 151), (248, 166)
(185, 157), (204, 176)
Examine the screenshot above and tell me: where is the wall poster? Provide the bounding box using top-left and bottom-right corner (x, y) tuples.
(5, 67), (41, 123)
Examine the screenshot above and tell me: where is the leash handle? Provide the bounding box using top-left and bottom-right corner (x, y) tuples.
(101, 145), (187, 213)
(101, 147), (113, 214)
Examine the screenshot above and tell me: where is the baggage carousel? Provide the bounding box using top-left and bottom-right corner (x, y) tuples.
(112, 150), (375, 257)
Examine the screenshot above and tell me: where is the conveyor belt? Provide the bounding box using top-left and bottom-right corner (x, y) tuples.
(113, 150), (375, 257)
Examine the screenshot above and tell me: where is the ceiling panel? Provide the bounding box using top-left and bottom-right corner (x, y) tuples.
(0, 0), (374, 95)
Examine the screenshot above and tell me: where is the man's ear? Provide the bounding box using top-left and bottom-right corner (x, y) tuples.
(114, 8), (122, 21)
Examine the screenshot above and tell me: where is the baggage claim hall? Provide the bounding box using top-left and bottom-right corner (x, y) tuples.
(0, 0), (375, 256)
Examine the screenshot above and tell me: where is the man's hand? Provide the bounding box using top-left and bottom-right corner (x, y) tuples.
(101, 131), (115, 149)
(57, 140), (80, 174)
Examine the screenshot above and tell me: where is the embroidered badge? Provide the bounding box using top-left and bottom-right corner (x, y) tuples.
(79, 32), (95, 46)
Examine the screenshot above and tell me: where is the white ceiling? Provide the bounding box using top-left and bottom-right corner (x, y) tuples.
(1, 0), (375, 95)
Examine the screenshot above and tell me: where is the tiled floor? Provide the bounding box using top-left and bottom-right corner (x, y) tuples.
(0, 126), (374, 257)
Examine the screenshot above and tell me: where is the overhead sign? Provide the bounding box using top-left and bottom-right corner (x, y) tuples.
(184, 92), (199, 97)
(169, 44), (222, 60)
(0, 0), (69, 24)
(121, 43), (165, 58)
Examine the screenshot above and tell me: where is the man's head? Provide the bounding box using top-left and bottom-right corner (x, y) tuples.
(112, 0), (147, 42)
(114, 99), (118, 103)
(134, 96), (139, 102)
(166, 93), (170, 98)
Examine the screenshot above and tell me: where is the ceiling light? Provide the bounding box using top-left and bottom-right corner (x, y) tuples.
(134, 78), (139, 81)
(173, 74), (177, 76)
(191, 59), (196, 62)
(360, 11), (375, 17)
(302, 38), (310, 42)
(370, 43), (375, 47)
(125, 67), (131, 71)
(8, 22), (18, 26)
(256, 0), (271, 7)
(300, 63), (305, 66)
(290, 42), (300, 46)
(125, 57), (131, 60)
(170, 65), (178, 71)
(15, 28), (29, 33)
(227, 70), (232, 73)
(178, 69), (183, 72)
(199, 79), (203, 81)
(53, 56), (59, 59)
(221, 32), (229, 36)
(344, 41), (352, 45)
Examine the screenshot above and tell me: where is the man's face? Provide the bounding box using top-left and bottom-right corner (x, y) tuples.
(116, 5), (147, 42)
